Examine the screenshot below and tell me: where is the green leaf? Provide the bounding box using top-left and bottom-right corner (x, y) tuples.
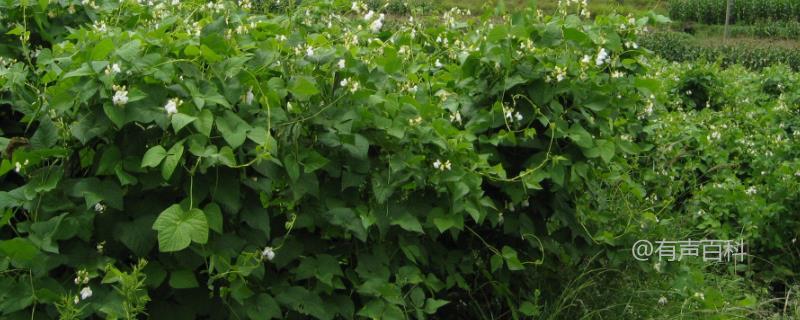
(567, 124), (593, 149)
(502, 246), (525, 271)
(91, 39), (115, 60)
(247, 294), (281, 320)
(169, 269), (199, 289)
(141, 146), (167, 168)
(595, 139), (615, 163)
(97, 146), (121, 175)
(424, 298), (449, 314)
(0, 237), (39, 264)
(490, 254), (503, 272)
(152, 205), (209, 252)
(161, 143), (184, 180)
(194, 109), (214, 137)
(203, 203), (223, 234)
(216, 111), (251, 148)
(171, 113), (197, 133)
(327, 208), (367, 241)
(302, 150), (329, 173)
(116, 39), (142, 62)
(30, 117), (58, 149)
(391, 213), (423, 233)
(288, 76), (320, 100)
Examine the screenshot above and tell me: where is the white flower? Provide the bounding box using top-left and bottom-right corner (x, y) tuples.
(745, 186), (757, 195)
(443, 160), (452, 170)
(105, 63), (121, 75)
(245, 88), (254, 105)
(658, 296), (668, 305)
(595, 48), (609, 66)
(94, 202), (106, 213)
(305, 46), (314, 57)
(112, 85), (129, 106)
(435, 59), (443, 68)
(449, 111), (462, 124)
(80, 287), (92, 300)
(364, 10), (374, 20)
(433, 159), (451, 171)
(73, 295), (80, 304)
(337, 59), (345, 69)
(164, 98), (181, 115)
(370, 18), (383, 33)
(581, 55), (591, 64)
(514, 112), (523, 121)
(694, 292), (705, 300)
(261, 247), (275, 261)
(14, 162), (22, 173)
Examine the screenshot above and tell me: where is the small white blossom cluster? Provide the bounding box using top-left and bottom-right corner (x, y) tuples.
(81, 0), (99, 8)
(547, 66), (567, 83)
(408, 116), (423, 126)
(449, 111), (462, 125)
(433, 159), (452, 171)
(164, 98), (183, 115)
(595, 48), (610, 66)
(112, 85), (128, 106)
(505, 199), (530, 212)
(244, 88), (255, 105)
(340, 78), (360, 93)
(94, 202), (106, 213)
(503, 105), (523, 122)
(400, 82), (418, 94)
(624, 41), (639, 49)
(74, 270), (90, 285)
(638, 96), (655, 120)
(745, 186), (757, 195)
(363, 10), (385, 33)
(611, 70), (625, 78)
(72, 270), (93, 303)
(350, 1), (368, 14)
(205, 1), (225, 13)
(442, 7), (470, 29)
(104, 63), (121, 75)
(235, 21), (258, 35)
(93, 20), (108, 33)
(14, 159), (29, 173)
(261, 246), (275, 261)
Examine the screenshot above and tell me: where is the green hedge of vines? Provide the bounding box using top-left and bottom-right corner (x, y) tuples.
(0, 0), (668, 318)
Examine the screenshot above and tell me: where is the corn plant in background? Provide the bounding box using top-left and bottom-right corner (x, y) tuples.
(670, 0), (800, 24)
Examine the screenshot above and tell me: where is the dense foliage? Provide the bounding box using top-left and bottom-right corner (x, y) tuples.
(640, 31), (800, 70)
(2, 0), (800, 319)
(0, 0), (672, 318)
(669, 0), (800, 24)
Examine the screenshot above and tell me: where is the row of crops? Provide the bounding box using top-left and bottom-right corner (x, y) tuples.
(670, 0), (800, 24)
(1, 0), (799, 319)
